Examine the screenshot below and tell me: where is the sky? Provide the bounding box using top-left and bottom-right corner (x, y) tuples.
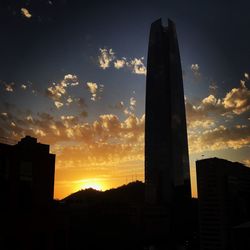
(0, 0), (249, 199)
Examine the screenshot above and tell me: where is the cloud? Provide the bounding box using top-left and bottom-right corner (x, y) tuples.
(86, 82), (103, 101)
(202, 94), (219, 106)
(64, 74), (79, 86)
(0, 108), (144, 152)
(222, 81), (250, 114)
(235, 124), (247, 129)
(128, 58), (147, 75)
(186, 80), (250, 129)
(111, 97), (137, 116)
(46, 82), (67, 101)
(46, 74), (79, 101)
(130, 97), (136, 111)
(56, 142), (143, 170)
(98, 48), (115, 69)
(188, 119), (215, 129)
(21, 84), (27, 90)
(86, 82), (97, 93)
(188, 125), (250, 153)
(95, 114), (122, 138)
(185, 95), (223, 129)
(86, 82), (98, 101)
(191, 64), (199, 71)
(34, 129), (46, 137)
(0, 109), (145, 174)
(61, 115), (79, 128)
(64, 74), (76, 81)
(185, 79), (250, 152)
(191, 64), (201, 79)
(190, 84), (249, 119)
(114, 58), (126, 69)
(0, 80), (38, 95)
(4, 82), (15, 92)
(97, 48), (146, 75)
(21, 8), (32, 18)
(46, 74), (81, 108)
(66, 97), (73, 105)
(26, 115), (33, 122)
(54, 101), (64, 109)
(45, 74), (89, 114)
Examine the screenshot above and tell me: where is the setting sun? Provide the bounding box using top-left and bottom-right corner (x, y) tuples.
(80, 179), (104, 191)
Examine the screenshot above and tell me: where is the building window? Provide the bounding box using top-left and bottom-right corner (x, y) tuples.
(20, 162), (33, 181)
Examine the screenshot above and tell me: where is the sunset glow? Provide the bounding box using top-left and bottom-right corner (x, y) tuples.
(1, 1), (249, 200)
(80, 179), (104, 191)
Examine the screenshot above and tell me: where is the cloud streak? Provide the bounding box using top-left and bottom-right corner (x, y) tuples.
(186, 80), (250, 130)
(98, 48), (146, 75)
(188, 125), (250, 153)
(0, 109), (145, 169)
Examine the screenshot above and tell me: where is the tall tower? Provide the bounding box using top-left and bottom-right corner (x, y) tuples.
(145, 19), (191, 205)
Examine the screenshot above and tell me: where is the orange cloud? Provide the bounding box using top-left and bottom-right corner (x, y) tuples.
(21, 8), (32, 18)
(98, 48), (146, 75)
(188, 125), (250, 153)
(223, 82), (250, 114)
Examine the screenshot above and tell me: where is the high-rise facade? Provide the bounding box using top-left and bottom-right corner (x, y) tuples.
(145, 19), (191, 205)
(196, 158), (250, 250)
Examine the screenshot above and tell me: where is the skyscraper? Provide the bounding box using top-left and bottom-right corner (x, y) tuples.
(145, 19), (191, 206)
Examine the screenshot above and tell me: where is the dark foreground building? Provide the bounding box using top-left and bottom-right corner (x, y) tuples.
(0, 135), (55, 210)
(196, 158), (250, 250)
(0, 136), (56, 249)
(144, 19), (192, 249)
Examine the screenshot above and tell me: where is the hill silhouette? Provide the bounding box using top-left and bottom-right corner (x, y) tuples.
(62, 180), (145, 206)
(53, 182), (198, 249)
(52, 181), (146, 249)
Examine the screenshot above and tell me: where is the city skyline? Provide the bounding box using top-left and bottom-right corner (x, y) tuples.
(0, 0), (249, 199)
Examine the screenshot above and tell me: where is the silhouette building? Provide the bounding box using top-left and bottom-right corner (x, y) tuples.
(196, 158), (250, 250)
(0, 135), (55, 210)
(144, 19), (192, 249)
(145, 18), (191, 205)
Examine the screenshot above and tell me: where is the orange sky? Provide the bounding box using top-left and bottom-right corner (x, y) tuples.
(1, 72), (249, 199)
(1, 57), (249, 200)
